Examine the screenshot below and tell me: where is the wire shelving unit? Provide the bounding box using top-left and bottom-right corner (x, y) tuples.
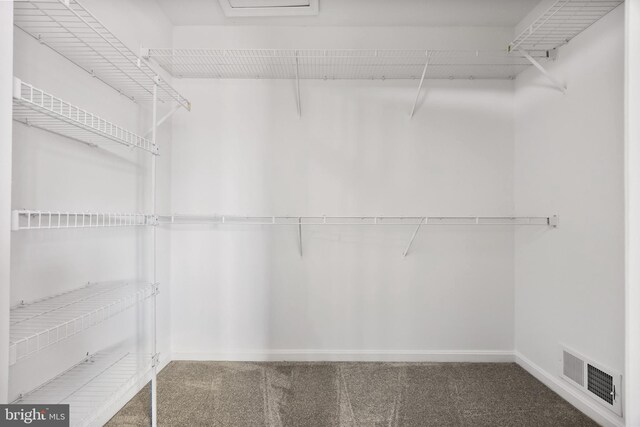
(146, 49), (545, 80)
(13, 78), (158, 154)
(11, 0), (168, 424)
(9, 281), (155, 366)
(11, 210), (156, 231)
(509, 0), (623, 52)
(13, 350), (151, 427)
(13, 0), (190, 110)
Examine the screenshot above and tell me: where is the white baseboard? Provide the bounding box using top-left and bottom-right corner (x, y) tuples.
(515, 351), (624, 427)
(171, 349), (515, 363)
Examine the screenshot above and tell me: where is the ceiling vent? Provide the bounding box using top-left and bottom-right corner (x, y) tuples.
(218, 0), (319, 17)
(561, 346), (622, 416)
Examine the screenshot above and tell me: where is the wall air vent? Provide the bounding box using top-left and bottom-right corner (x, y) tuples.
(561, 346), (622, 416)
(218, 0), (319, 17)
(562, 349), (584, 387)
(587, 364), (614, 405)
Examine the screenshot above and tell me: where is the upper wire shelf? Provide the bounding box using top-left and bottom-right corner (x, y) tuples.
(145, 49), (546, 80)
(9, 281), (154, 365)
(12, 210), (157, 231)
(13, 78), (158, 154)
(13, 0), (190, 110)
(509, 0), (623, 52)
(14, 349), (150, 427)
(161, 214), (558, 227)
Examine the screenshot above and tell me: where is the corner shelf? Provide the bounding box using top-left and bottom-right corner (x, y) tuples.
(11, 210), (156, 231)
(10, 281), (155, 365)
(13, 78), (158, 155)
(146, 49), (543, 80)
(509, 0), (623, 52)
(14, 350), (151, 427)
(13, 0), (190, 110)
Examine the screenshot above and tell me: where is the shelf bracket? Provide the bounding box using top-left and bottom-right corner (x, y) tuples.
(410, 51), (429, 119)
(519, 49), (567, 94)
(145, 103), (182, 137)
(297, 217), (303, 257)
(548, 215), (559, 228)
(403, 217), (425, 257)
(151, 353), (160, 368)
(295, 51), (301, 118)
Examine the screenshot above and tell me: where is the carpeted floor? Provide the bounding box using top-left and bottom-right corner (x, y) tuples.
(106, 361), (598, 427)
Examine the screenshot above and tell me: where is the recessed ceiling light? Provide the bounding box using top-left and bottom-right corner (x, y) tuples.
(218, 0), (319, 17)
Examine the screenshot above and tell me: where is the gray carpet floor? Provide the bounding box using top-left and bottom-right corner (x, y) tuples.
(106, 361), (598, 427)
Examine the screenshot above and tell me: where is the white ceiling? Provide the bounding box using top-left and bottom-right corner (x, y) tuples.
(156, 0), (542, 27)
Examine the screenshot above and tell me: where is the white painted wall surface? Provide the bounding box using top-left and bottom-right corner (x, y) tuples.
(170, 23), (519, 359)
(9, 0), (174, 406)
(625, 0), (640, 425)
(0, 0), (14, 404)
(514, 5), (624, 426)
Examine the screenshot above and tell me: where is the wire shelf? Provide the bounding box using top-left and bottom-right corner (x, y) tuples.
(13, 0), (190, 110)
(14, 350), (151, 427)
(509, 0), (623, 52)
(12, 210), (157, 231)
(13, 78), (158, 154)
(161, 214), (558, 227)
(146, 49), (546, 80)
(9, 281), (155, 365)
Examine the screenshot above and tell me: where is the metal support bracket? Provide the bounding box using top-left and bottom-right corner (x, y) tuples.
(548, 215), (559, 228)
(151, 282), (160, 296)
(297, 217), (303, 257)
(409, 51), (429, 118)
(151, 353), (160, 368)
(146, 215), (160, 226)
(145, 103), (182, 138)
(519, 49), (567, 94)
(295, 51), (301, 118)
(403, 217), (425, 257)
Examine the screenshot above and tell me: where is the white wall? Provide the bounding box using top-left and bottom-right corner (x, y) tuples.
(514, 5), (624, 426)
(9, 0), (174, 406)
(0, 0), (14, 404)
(169, 25), (520, 360)
(625, 0), (640, 425)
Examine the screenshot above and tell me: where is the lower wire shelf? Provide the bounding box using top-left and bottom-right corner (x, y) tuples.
(14, 350), (151, 427)
(10, 281), (155, 366)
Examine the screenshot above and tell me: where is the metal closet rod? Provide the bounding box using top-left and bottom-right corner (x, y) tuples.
(159, 214), (559, 227)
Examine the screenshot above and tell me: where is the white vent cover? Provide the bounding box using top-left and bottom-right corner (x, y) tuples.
(561, 346), (622, 416)
(218, 0), (318, 16)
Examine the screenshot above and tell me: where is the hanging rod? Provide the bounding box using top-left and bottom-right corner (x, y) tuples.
(159, 214), (558, 227)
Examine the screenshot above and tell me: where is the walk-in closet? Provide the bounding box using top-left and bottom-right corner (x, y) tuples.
(1, 0), (639, 426)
